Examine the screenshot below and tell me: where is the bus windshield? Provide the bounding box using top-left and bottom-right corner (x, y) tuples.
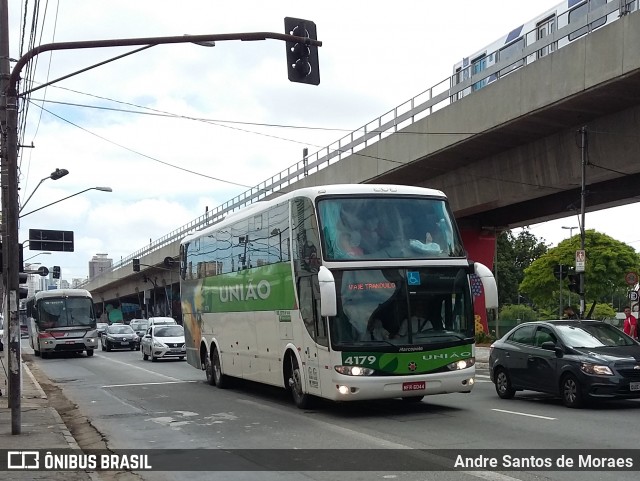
(36, 296), (96, 329)
(317, 196), (464, 260)
(329, 267), (474, 348)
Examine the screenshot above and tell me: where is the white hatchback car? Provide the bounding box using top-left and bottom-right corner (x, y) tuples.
(140, 324), (185, 362)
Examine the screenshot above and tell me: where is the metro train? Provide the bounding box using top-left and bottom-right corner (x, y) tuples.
(452, 0), (637, 99)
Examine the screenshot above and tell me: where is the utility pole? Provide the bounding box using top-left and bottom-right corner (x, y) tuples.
(1, 0), (23, 434)
(579, 126), (588, 318)
(1, 24), (321, 435)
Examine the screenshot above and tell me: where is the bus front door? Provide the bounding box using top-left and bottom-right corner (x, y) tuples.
(298, 276), (323, 397)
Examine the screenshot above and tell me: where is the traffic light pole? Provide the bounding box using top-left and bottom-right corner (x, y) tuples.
(1, 26), (320, 435)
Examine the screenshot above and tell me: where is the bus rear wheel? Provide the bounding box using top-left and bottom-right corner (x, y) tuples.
(288, 354), (312, 409)
(211, 347), (229, 388)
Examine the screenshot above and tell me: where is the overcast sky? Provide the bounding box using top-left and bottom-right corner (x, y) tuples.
(10, 0), (639, 281)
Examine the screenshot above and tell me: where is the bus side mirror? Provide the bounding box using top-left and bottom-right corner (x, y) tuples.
(317, 266), (337, 317)
(474, 262), (498, 309)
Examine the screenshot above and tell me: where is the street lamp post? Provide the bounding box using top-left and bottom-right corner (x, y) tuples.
(20, 187), (112, 217)
(19, 168), (69, 213)
(562, 225), (578, 238)
(24, 251), (51, 262)
(1, 21), (321, 436)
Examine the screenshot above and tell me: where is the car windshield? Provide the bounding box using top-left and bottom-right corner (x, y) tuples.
(131, 321), (148, 330)
(155, 326), (184, 337)
(108, 325), (134, 335)
(555, 323), (635, 348)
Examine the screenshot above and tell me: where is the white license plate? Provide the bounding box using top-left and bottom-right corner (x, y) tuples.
(402, 381), (425, 392)
(121, 342), (129, 345)
(630, 382), (640, 392)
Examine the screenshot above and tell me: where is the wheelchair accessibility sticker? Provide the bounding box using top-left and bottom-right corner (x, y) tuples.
(407, 271), (421, 286)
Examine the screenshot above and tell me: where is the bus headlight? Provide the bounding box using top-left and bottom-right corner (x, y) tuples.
(334, 365), (375, 376)
(447, 358), (475, 370)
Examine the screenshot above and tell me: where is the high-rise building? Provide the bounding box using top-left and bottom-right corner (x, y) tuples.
(89, 253), (112, 280)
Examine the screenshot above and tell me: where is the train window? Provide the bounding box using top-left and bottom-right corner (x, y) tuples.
(471, 54), (487, 91)
(568, 0), (606, 41)
(498, 38), (524, 76)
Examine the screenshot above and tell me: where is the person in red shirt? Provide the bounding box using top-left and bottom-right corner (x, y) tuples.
(622, 306), (638, 339)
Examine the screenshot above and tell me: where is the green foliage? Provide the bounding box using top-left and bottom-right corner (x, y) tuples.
(499, 304), (539, 322)
(496, 230), (548, 306)
(475, 331), (494, 345)
(591, 303), (616, 321)
(520, 230), (640, 312)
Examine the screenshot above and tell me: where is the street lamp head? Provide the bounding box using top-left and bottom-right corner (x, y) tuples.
(94, 186), (112, 192)
(50, 168), (69, 181)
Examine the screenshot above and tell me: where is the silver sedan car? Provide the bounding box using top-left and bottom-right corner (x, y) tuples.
(140, 325), (186, 362)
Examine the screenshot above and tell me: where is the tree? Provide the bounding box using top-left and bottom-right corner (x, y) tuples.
(519, 230), (640, 313)
(495, 230), (548, 306)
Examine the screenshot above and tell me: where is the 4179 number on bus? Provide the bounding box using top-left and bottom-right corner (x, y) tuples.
(343, 355), (376, 366)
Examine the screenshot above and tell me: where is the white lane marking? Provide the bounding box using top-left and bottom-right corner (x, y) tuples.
(103, 380), (197, 388)
(94, 353), (183, 381)
(239, 399), (524, 481)
(492, 408), (556, 420)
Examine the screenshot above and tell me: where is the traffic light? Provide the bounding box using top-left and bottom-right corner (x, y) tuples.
(19, 272), (28, 299)
(568, 273), (579, 293)
(284, 17), (320, 85)
(52, 265), (61, 279)
(133, 258), (140, 272)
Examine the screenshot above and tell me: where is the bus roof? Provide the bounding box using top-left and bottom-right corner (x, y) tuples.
(28, 289), (93, 301)
(181, 184), (447, 245)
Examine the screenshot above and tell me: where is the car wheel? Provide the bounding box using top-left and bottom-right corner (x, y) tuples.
(86, 349), (94, 357)
(151, 352), (157, 362)
(142, 346), (148, 361)
(179, 357), (184, 360)
(494, 367), (516, 399)
(561, 373), (584, 408)
(288, 353), (312, 409)
(105, 341), (111, 352)
(101, 341), (106, 351)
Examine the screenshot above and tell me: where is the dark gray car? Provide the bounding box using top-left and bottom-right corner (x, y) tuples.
(489, 320), (640, 408)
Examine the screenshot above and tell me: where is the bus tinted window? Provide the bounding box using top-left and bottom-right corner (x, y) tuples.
(317, 196), (463, 261)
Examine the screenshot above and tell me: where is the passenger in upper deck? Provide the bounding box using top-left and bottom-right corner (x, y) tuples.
(337, 231), (363, 258)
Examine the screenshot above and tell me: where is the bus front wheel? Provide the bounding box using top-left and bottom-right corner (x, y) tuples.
(288, 353), (312, 409)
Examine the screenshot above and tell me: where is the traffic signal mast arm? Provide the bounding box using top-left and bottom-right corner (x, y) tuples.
(133, 257), (175, 272)
(8, 31), (322, 95)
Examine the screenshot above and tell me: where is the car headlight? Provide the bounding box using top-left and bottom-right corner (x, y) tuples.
(152, 340), (167, 348)
(334, 365), (375, 376)
(447, 358), (475, 370)
(181, 344), (186, 349)
(580, 363), (613, 376)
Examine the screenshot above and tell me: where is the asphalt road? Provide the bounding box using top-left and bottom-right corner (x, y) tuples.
(26, 341), (640, 481)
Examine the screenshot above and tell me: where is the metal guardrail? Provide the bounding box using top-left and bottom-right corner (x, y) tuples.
(83, 0), (629, 286)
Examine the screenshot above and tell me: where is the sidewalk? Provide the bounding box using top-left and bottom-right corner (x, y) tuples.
(0, 352), (98, 480)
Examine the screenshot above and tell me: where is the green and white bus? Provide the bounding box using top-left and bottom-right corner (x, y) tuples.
(180, 184), (498, 408)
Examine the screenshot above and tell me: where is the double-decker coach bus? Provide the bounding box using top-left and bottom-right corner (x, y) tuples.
(26, 289), (99, 358)
(180, 184), (498, 408)
(452, 0), (637, 99)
